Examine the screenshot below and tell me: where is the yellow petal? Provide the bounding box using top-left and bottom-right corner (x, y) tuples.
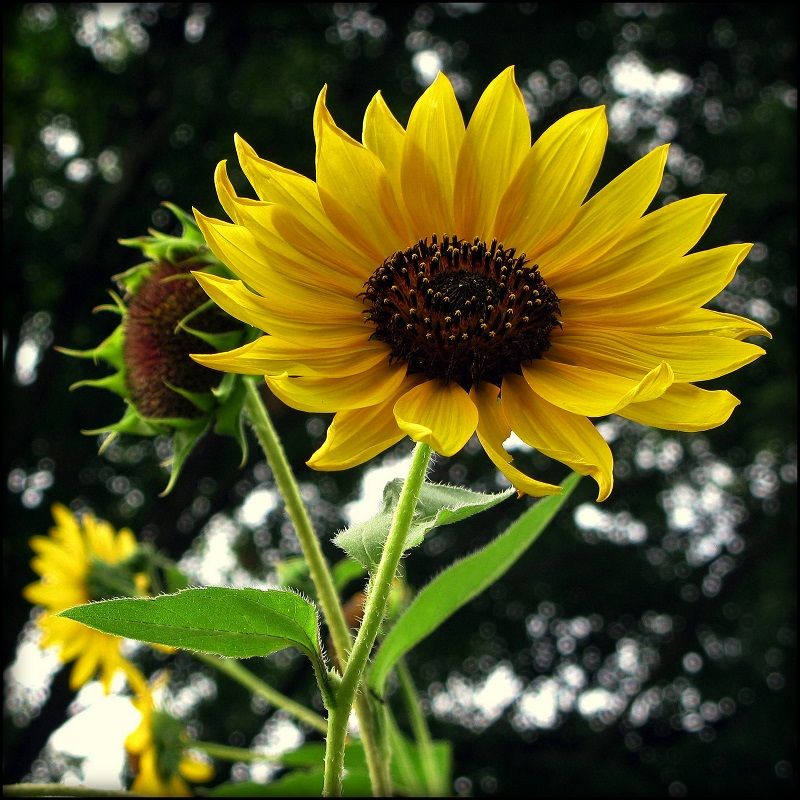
(548, 325), (765, 383)
(215, 161), (373, 285)
(620, 383), (741, 432)
(401, 72), (465, 238)
(267, 360), (408, 413)
(50, 504), (85, 555)
(28, 536), (85, 579)
(651, 308), (772, 340)
(125, 720), (151, 756)
(23, 581), (85, 610)
(69, 645), (100, 690)
(471, 382), (561, 496)
(132, 748), (168, 796)
(192, 210), (278, 296)
(314, 86), (409, 260)
(363, 92), (407, 197)
(522, 360), (674, 416)
(393, 379), (478, 456)
(308, 377), (420, 470)
(538, 144), (669, 279)
(115, 528), (138, 561)
(85, 516), (116, 562)
(555, 194), (725, 298)
(501, 373), (613, 501)
(495, 106), (607, 258)
(192, 271), (368, 348)
(454, 66), (531, 241)
(179, 755), (215, 783)
(192, 334), (388, 378)
(234, 134), (375, 272)
(563, 243), (752, 324)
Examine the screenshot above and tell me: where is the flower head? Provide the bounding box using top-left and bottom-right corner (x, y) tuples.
(125, 672), (214, 796)
(192, 68), (768, 500)
(23, 504), (147, 692)
(59, 204), (252, 494)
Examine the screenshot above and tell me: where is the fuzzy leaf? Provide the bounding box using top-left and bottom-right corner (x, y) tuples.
(334, 481), (515, 569)
(368, 473), (581, 697)
(58, 587), (323, 665)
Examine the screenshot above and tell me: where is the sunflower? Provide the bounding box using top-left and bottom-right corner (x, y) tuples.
(125, 672), (214, 796)
(191, 67), (768, 500)
(23, 504), (147, 692)
(59, 204), (251, 495)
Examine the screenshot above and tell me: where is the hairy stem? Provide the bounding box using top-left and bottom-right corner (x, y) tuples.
(242, 380), (352, 659)
(323, 442), (433, 796)
(242, 379), (389, 795)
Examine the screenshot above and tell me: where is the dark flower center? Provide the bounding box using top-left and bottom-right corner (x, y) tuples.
(364, 235), (560, 389)
(123, 262), (232, 419)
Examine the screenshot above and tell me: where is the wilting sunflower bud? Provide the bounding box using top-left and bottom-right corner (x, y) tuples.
(59, 204), (254, 494)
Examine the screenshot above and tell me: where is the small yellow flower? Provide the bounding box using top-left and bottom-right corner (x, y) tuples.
(192, 67), (768, 500)
(125, 673), (214, 796)
(23, 504), (147, 692)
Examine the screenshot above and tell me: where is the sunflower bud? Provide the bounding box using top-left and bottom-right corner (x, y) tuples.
(59, 204), (254, 494)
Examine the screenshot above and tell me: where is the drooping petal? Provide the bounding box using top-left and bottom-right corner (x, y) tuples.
(494, 106), (607, 258)
(501, 373), (613, 501)
(547, 325), (765, 383)
(314, 86), (409, 260)
(393, 379), (478, 456)
(537, 144), (669, 280)
(554, 194), (725, 298)
(401, 72), (465, 238)
(267, 361), (408, 413)
(307, 377), (421, 470)
(619, 383), (741, 432)
(562, 243), (752, 325)
(192, 335), (389, 378)
(454, 66), (531, 241)
(471, 382), (562, 496)
(523, 360), (674, 416)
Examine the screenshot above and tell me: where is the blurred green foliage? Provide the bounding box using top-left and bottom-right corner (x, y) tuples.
(3, 3), (795, 796)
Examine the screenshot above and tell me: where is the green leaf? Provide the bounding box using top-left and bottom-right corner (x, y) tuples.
(334, 481), (515, 569)
(368, 473), (581, 697)
(58, 587), (323, 665)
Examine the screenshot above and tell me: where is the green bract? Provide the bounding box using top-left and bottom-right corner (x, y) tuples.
(58, 204), (255, 494)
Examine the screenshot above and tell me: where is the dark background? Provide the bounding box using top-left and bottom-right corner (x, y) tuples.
(3, 3), (796, 796)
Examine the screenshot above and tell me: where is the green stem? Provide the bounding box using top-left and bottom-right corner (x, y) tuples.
(242, 380), (352, 664)
(324, 442), (433, 797)
(396, 659), (443, 795)
(242, 380), (390, 795)
(194, 651), (327, 735)
(189, 740), (281, 763)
